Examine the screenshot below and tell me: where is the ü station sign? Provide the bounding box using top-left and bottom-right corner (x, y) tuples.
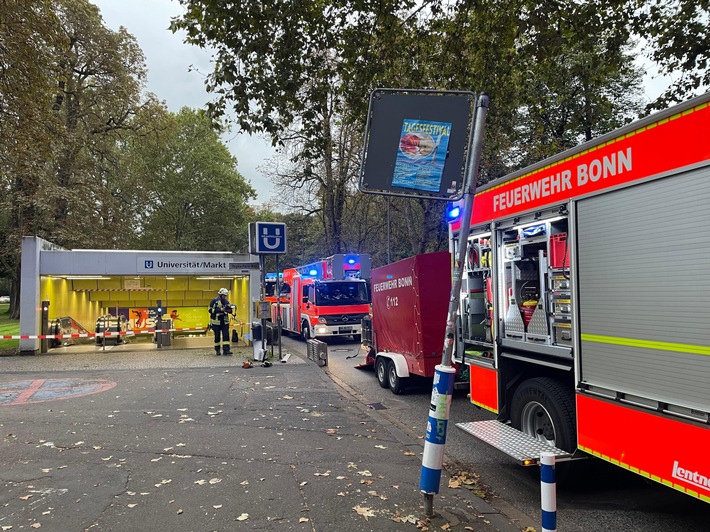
(249, 222), (287, 254)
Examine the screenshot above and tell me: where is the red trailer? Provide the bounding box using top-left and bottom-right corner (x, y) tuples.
(361, 251), (452, 394)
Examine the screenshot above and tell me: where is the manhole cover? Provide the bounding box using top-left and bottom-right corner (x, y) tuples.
(367, 402), (387, 410)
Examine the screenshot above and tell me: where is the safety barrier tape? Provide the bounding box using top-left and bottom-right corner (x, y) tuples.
(1, 327), (210, 340)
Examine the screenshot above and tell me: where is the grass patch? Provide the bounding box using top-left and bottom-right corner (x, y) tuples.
(0, 303), (19, 351)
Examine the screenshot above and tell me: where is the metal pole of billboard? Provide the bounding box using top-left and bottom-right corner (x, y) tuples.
(260, 255), (266, 356)
(387, 196), (391, 264)
(276, 254), (282, 360)
(420, 93), (489, 517)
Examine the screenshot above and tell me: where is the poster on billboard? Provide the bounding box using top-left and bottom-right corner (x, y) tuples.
(359, 89), (476, 201)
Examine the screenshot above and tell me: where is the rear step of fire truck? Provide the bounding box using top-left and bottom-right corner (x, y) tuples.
(456, 420), (574, 465)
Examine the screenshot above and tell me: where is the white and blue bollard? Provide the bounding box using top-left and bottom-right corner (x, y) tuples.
(420, 364), (456, 514)
(540, 452), (557, 532)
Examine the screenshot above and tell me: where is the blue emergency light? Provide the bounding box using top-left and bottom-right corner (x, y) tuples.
(446, 204), (461, 221)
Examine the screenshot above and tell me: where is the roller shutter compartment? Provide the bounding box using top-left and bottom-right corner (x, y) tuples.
(576, 165), (710, 413)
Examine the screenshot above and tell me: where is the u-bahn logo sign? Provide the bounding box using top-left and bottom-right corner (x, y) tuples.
(249, 222), (288, 254)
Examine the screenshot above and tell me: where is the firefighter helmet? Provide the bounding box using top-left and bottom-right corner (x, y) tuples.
(218, 288), (228, 295)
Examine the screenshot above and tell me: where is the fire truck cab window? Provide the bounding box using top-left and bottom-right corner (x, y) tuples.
(315, 281), (370, 306)
(280, 283), (291, 295)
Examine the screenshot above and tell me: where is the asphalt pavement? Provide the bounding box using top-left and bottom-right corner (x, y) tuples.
(0, 342), (526, 532)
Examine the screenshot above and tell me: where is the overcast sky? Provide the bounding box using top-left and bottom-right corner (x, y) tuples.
(92, 0), (277, 205)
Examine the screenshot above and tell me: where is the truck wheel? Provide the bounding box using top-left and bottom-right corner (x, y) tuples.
(387, 360), (405, 395)
(376, 357), (389, 388)
(511, 377), (576, 452)
(301, 321), (311, 341)
(352, 334), (361, 343)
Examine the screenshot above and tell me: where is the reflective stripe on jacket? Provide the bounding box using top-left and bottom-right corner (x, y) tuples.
(209, 296), (232, 326)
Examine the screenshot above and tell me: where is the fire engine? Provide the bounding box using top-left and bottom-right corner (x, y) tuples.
(360, 251), (452, 394)
(272, 254), (372, 341)
(451, 92), (710, 502)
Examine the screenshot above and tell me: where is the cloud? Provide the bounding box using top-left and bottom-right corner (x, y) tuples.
(92, 0), (276, 205)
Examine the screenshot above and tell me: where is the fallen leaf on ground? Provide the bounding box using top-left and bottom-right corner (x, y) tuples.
(374, 445), (387, 449)
(127, 504), (137, 509)
(236, 513), (248, 521)
(19, 495), (33, 501)
(213, 505), (222, 509)
(299, 517), (309, 523)
(353, 505), (375, 520)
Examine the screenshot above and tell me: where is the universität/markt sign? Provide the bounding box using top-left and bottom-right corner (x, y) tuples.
(359, 89), (476, 201)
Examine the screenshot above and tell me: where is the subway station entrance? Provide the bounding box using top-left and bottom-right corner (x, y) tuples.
(20, 237), (261, 355)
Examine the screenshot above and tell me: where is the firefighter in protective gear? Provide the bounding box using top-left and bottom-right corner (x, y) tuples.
(209, 287), (234, 355)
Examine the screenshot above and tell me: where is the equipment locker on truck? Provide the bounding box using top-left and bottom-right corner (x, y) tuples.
(451, 92), (710, 503)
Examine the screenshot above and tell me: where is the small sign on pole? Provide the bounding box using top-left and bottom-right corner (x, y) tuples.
(249, 222), (287, 254)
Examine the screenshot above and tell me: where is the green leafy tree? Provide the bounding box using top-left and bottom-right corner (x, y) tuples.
(130, 108), (256, 252)
(171, 1), (423, 255)
(633, 0), (710, 108)
(173, 0), (647, 263)
(0, 0), (64, 317)
(49, 0), (158, 248)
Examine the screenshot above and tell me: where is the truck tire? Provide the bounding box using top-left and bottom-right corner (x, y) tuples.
(387, 360), (405, 395)
(301, 321), (311, 341)
(352, 334), (361, 343)
(511, 377), (576, 452)
(376, 357), (389, 388)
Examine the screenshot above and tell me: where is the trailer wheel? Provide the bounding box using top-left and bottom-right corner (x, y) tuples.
(511, 377), (576, 452)
(387, 360), (405, 395)
(301, 321), (311, 341)
(376, 357), (389, 388)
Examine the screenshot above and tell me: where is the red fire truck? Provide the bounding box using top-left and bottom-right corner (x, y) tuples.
(361, 251), (452, 394)
(452, 92), (710, 502)
(272, 254), (372, 341)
